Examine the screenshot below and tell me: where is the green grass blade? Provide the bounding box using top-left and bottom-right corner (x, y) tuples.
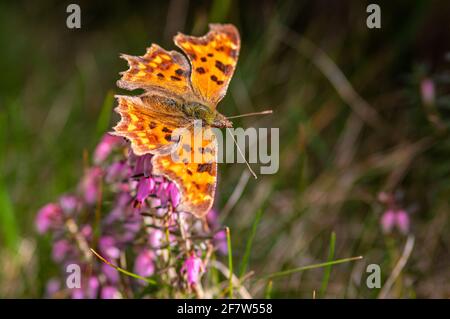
(96, 90), (115, 138)
(239, 209), (263, 278)
(90, 248), (157, 285)
(263, 256), (363, 280)
(264, 280), (273, 299)
(319, 231), (336, 297)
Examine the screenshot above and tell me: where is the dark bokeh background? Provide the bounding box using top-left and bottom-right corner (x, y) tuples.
(1, 0), (450, 297)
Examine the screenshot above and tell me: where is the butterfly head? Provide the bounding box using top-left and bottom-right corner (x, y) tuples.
(212, 111), (233, 128)
(183, 102), (233, 128)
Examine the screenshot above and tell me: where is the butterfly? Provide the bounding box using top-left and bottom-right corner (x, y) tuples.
(112, 24), (240, 218)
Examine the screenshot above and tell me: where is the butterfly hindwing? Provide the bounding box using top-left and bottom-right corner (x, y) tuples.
(152, 126), (217, 217)
(174, 24), (240, 107)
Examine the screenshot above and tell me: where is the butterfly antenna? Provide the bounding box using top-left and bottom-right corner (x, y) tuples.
(226, 128), (258, 179)
(226, 110), (273, 119)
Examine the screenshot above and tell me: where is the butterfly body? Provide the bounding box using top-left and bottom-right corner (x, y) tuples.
(113, 24), (240, 218)
(182, 102), (232, 128)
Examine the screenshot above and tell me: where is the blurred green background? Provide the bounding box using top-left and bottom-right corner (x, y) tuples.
(1, 0), (450, 298)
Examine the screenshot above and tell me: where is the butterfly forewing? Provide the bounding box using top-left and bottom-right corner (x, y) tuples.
(118, 44), (193, 97)
(113, 95), (184, 156)
(174, 24), (240, 107)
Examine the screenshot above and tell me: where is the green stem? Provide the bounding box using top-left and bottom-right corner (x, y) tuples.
(263, 256), (363, 280)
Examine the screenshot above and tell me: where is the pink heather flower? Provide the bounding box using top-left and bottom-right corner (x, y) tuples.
(36, 203), (63, 234)
(396, 209), (410, 234)
(135, 177), (155, 205)
(381, 209), (396, 233)
(214, 230), (228, 255)
(52, 239), (73, 262)
(149, 229), (164, 249)
(181, 252), (204, 286)
(156, 181), (170, 205)
(106, 161), (131, 183)
(59, 195), (80, 214)
(45, 278), (61, 297)
(86, 276), (100, 299)
(101, 286), (122, 299)
(377, 192), (390, 204)
(167, 182), (181, 208)
(205, 209), (227, 254)
(94, 134), (123, 164)
(149, 198), (167, 216)
(381, 209), (410, 234)
(71, 288), (84, 299)
(132, 153), (153, 177)
(206, 209), (219, 227)
(80, 224), (93, 239)
(105, 193), (132, 224)
(421, 78), (435, 106)
(99, 236), (120, 260)
(101, 263), (120, 284)
(134, 250), (155, 278)
(81, 167), (103, 205)
(122, 219), (141, 242)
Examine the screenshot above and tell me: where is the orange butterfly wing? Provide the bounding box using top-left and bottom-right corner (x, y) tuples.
(174, 23), (240, 107)
(112, 95), (185, 156)
(152, 127), (217, 217)
(117, 44), (193, 97)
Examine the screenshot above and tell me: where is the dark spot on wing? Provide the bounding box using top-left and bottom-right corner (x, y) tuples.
(149, 122), (157, 129)
(162, 127), (172, 133)
(210, 75), (218, 82)
(175, 68), (184, 76)
(215, 60), (232, 75)
(196, 67), (206, 74)
(188, 52), (197, 61)
(157, 72), (165, 79)
(164, 134), (172, 141)
(200, 57), (207, 62)
(187, 169), (193, 176)
(159, 60), (172, 70)
(170, 76), (182, 81)
(207, 53), (214, 57)
(197, 163), (213, 174)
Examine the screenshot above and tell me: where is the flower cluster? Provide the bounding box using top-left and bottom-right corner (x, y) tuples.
(378, 192), (410, 235)
(37, 134), (226, 298)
